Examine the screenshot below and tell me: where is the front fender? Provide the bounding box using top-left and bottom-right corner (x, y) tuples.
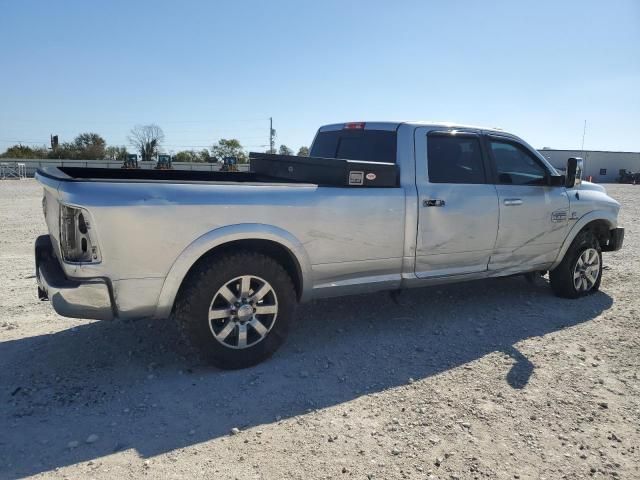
(550, 210), (617, 270)
(154, 223), (313, 319)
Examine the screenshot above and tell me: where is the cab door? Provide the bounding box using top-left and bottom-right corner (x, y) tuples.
(484, 135), (569, 270)
(414, 128), (500, 278)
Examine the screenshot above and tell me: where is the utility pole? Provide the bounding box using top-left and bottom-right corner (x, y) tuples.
(269, 117), (276, 153)
(581, 120), (587, 177)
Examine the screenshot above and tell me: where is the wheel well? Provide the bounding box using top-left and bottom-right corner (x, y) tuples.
(177, 239), (303, 304)
(581, 219), (611, 247)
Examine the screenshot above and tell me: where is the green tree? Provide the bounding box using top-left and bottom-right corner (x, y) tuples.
(104, 145), (128, 161)
(278, 144), (293, 156)
(128, 124), (165, 161)
(173, 149), (211, 163)
(46, 133), (107, 159)
(197, 149), (212, 163)
(174, 150), (197, 162)
(49, 141), (79, 159)
(0, 144), (48, 159)
(297, 146), (309, 157)
(74, 132), (106, 159)
(173, 151), (190, 162)
(211, 139), (247, 163)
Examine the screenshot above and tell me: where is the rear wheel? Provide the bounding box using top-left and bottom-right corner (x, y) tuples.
(175, 251), (296, 369)
(550, 230), (602, 299)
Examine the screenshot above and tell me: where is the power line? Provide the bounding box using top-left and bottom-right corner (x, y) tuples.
(0, 138), (271, 148)
(0, 139), (49, 145)
(162, 144), (269, 149)
(1, 117), (288, 152)
(4, 117), (270, 125)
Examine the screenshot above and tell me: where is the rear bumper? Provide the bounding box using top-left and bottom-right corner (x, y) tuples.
(602, 227), (624, 252)
(35, 235), (114, 321)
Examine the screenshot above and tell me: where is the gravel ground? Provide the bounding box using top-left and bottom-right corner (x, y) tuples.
(0, 179), (638, 480)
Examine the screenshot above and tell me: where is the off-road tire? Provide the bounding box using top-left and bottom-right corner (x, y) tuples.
(175, 251), (296, 369)
(550, 230), (602, 299)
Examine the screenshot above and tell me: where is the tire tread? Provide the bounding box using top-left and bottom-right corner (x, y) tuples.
(550, 230), (602, 299)
(175, 250), (295, 369)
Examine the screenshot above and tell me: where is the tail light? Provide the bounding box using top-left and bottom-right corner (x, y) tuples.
(59, 205), (101, 263)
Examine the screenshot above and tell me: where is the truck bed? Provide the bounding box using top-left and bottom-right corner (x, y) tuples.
(37, 153), (400, 188)
(37, 166), (309, 185)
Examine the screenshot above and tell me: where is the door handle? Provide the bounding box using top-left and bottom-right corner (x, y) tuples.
(504, 198), (523, 206)
(423, 199), (445, 207)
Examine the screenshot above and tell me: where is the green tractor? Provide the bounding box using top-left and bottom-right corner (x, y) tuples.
(220, 156), (239, 172)
(121, 154), (139, 169)
(155, 154), (173, 170)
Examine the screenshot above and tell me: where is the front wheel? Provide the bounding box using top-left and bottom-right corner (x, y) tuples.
(175, 251), (296, 369)
(550, 230), (602, 299)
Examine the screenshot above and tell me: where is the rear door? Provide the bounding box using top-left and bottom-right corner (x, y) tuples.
(414, 128), (500, 278)
(484, 135), (569, 270)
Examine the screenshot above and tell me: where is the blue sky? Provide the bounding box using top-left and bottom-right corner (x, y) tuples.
(1, 0), (639, 154)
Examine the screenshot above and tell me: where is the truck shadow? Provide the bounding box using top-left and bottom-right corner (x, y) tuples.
(1, 276), (613, 478)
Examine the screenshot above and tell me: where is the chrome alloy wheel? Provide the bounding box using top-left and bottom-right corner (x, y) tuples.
(573, 248), (600, 293)
(208, 275), (278, 349)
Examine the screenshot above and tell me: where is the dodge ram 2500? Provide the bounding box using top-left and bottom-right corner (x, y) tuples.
(35, 121), (624, 368)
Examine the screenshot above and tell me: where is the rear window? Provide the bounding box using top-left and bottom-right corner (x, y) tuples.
(310, 129), (397, 163)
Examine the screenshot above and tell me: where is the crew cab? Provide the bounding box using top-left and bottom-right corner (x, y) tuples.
(35, 121), (624, 368)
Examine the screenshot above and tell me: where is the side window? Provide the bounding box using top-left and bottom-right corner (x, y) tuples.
(489, 140), (548, 185)
(427, 134), (486, 184)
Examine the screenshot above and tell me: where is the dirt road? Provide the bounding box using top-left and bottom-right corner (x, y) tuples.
(1, 180), (638, 479)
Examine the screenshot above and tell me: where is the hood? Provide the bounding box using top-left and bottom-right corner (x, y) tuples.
(577, 180), (606, 193)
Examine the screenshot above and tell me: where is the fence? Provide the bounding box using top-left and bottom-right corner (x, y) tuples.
(0, 162), (27, 179)
(0, 158), (250, 178)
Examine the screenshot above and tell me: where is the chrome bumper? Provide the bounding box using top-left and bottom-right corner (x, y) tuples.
(35, 235), (114, 321)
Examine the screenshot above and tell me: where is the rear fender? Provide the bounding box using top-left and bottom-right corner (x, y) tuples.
(154, 223), (312, 319)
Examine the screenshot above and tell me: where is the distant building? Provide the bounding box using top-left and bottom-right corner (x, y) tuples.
(538, 149), (640, 183)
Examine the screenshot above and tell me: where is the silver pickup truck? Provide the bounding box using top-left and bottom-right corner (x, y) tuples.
(35, 121), (624, 368)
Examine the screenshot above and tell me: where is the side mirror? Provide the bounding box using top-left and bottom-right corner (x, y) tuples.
(566, 157), (583, 188)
